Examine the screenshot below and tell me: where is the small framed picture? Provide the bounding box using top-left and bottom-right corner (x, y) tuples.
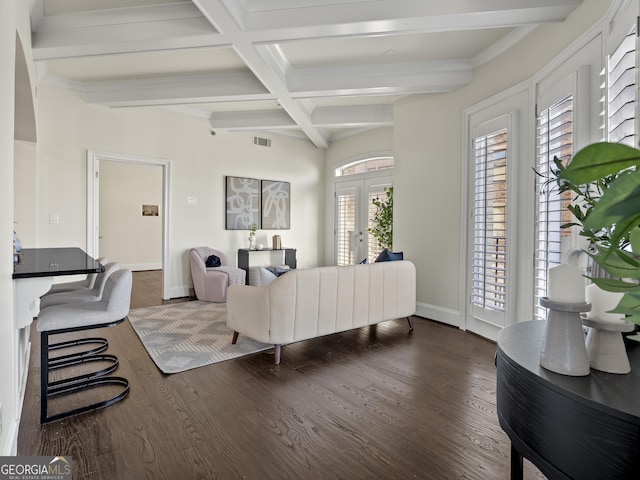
(142, 204), (159, 216)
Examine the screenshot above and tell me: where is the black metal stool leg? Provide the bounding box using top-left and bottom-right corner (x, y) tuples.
(40, 331), (50, 424)
(40, 319), (130, 423)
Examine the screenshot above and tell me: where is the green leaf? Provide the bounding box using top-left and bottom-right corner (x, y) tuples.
(609, 292), (640, 316)
(589, 247), (640, 279)
(610, 213), (640, 250)
(624, 314), (640, 326)
(559, 142), (640, 185)
(589, 277), (640, 293)
(582, 172), (640, 234)
(631, 226), (640, 255)
(615, 249), (640, 268)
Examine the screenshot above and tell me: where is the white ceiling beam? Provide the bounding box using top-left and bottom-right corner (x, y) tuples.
(238, 0), (583, 36)
(209, 104), (393, 131)
(311, 105), (393, 128)
(32, 3), (223, 61)
(288, 62), (472, 98)
(29, 0), (583, 147)
(55, 59), (469, 107)
(32, 1), (582, 59)
(34, 3), (205, 32)
(210, 110), (297, 130)
(84, 72), (272, 107)
(194, 0), (329, 148)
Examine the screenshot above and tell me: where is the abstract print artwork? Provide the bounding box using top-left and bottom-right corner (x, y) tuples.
(225, 176), (260, 230)
(261, 180), (290, 229)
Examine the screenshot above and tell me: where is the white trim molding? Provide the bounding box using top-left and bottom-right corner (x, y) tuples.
(415, 302), (461, 328)
(86, 150), (171, 300)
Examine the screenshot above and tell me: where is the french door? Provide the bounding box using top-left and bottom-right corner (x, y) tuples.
(334, 176), (392, 265)
(467, 115), (514, 332)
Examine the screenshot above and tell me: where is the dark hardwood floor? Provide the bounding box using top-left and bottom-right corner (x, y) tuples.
(18, 270), (545, 479)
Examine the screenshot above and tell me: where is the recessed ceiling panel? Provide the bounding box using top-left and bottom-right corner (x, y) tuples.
(280, 29), (514, 68)
(197, 100), (282, 113)
(309, 95), (403, 108)
(238, 0), (374, 13)
(44, 0), (190, 16)
(45, 47), (249, 82)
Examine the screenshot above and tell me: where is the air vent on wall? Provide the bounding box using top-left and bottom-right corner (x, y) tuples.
(253, 136), (271, 147)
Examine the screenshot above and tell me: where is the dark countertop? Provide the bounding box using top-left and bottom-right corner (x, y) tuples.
(13, 247), (102, 279)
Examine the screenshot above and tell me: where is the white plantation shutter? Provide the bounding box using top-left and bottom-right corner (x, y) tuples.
(336, 190), (356, 266)
(606, 23), (637, 146)
(534, 95), (574, 321)
(472, 128), (508, 313)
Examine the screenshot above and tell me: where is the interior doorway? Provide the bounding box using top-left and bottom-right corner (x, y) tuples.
(87, 150), (171, 300)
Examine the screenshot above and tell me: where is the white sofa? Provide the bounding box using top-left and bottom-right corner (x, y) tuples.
(227, 260), (417, 364)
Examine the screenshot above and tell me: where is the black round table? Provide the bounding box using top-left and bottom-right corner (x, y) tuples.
(496, 320), (640, 479)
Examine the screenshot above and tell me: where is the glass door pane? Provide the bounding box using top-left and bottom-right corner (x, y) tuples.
(335, 183), (360, 266)
(335, 177), (392, 265)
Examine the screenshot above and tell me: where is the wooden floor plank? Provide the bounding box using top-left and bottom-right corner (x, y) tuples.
(18, 270), (545, 479)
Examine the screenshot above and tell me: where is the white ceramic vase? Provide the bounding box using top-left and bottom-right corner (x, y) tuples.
(539, 297), (591, 376)
(249, 235), (256, 249)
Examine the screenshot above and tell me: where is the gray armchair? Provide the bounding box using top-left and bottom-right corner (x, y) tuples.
(189, 247), (245, 302)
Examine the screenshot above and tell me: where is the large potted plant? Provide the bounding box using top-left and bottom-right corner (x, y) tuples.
(368, 186), (393, 250)
(554, 142), (640, 325)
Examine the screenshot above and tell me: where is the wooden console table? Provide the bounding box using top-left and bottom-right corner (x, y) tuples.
(496, 320), (640, 479)
(237, 247), (297, 285)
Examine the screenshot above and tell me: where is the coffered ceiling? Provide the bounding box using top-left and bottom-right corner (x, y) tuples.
(31, 0), (583, 148)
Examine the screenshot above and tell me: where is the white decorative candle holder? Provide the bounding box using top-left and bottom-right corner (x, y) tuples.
(539, 297), (591, 376)
(582, 316), (634, 374)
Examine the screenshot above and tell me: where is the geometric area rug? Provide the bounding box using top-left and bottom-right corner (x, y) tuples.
(127, 301), (272, 374)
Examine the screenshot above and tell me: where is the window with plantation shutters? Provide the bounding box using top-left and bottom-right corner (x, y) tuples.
(606, 23), (637, 146)
(336, 188), (356, 266)
(472, 128), (508, 315)
(534, 94), (574, 321)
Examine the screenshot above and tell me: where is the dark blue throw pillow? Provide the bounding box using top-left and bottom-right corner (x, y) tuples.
(266, 266), (290, 277)
(206, 255), (221, 268)
(375, 248), (404, 262)
(359, 257), (369, 264)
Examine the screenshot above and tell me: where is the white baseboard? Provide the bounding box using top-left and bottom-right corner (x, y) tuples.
(167, 285), (191, 300)
(2, 419), (18, 455)
(464, 317), (501, 342)
(121, 262), (162, 272)
(415, 302), (461, 328)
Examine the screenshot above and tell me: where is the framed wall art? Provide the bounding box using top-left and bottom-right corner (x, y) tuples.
(261, 179), (290, 230)
(225, 176), (260, 230)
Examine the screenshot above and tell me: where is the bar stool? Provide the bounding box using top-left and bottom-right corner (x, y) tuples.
(40, 262), (119, 309)
(43, 256), (108, 295)
(37, 268), (132, 423)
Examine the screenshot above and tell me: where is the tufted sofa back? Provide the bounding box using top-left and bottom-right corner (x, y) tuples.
(227, 260), (416, 345)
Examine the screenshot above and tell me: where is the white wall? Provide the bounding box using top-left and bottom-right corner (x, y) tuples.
(0, 4), (17, 456)
(34, 84), (325, 298)
(392, 0), (613, 328)
(14, 140), (37, 247)
(99, 161), (163, 270)
(2, 0), (38, 456)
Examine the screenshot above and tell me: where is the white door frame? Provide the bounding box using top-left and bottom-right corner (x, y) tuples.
(87, 150), (171, 300)
(333, 173), (393, 265)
